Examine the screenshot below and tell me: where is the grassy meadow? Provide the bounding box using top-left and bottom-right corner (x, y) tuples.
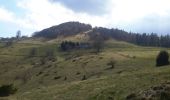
(0, 38), (170, 100)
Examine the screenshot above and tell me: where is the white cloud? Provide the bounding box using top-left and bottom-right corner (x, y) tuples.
(0, 7), (15, 22)
(109, 0), (170, 23)
(1, 0), (170, 36)
(16, 0), (109, 31)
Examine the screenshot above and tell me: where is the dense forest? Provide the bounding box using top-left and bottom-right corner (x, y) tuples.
(92, 27), (170, 47)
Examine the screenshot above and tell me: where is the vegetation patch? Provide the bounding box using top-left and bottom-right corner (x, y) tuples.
(156, 50), (169, 67)
(0, 84), (17, 97)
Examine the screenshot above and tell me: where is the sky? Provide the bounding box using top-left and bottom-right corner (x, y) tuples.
(0, 0), (170, 37)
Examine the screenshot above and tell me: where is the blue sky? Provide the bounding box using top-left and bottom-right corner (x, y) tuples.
(0, 0), (29, 37)
(1, 0), (170, 37)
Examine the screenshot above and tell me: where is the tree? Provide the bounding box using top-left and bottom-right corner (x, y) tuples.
(107, 58), (116, 69)
(4, 40), (13, 47)
(20, 70), (32, 84)
(92, 33), (104, 54)
(28, 48), (37, 57)
(60, 41), (90, 51)
(45, 49), (55, 60)
(156, 51), (169, 66)
(16, 30), (21, 39)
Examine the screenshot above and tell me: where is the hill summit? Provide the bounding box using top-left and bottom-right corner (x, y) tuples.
(33, 21), (92, 38)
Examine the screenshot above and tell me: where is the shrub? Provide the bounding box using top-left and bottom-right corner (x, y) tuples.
(0, 84), (17, 97)
(54, 76), (61, 80)
(64, 76), (67, 80)
(40, 58), (46, 65)
(156, 50), (169, 66)
(29, 48), (37, 57)
(20, 70), (31, 84)
(45, 49), (55, 60)
(92, 33), (104, 54)
(82, 75), (87, 80)
(4, 40), (13, 47)
(107, 58), (116, 69)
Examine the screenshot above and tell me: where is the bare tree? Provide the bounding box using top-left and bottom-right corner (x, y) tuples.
(92, 33), (104, 54)
(28, 48), (37, 57)
(20, 70), (32, 84)
(4, 39), (13, 47)
(16, 30), (21, 39)
(107, 58), (116, 69)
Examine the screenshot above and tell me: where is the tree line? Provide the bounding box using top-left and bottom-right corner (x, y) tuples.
(60, 41), (91, 51)
(92, 27), (170, 48)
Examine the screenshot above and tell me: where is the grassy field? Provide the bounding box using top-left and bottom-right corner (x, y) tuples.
(0, 38), (170, 100)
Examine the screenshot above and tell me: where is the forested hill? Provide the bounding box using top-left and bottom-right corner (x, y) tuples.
(33, 21), (92, 38)
(33, 21), (170, 48)
(92, 27), (170, 47)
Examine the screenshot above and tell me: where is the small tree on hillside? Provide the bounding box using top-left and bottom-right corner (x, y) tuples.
(156, 50), (169, 66)
(5, 40), (13, 47)
(107, 58), (116, 69)
(16, 30), (21, 39)
(28, 48), (37, 57)
(92, 33), (104, 54)
(45, 49), (55, 60)
(20, 70), (32, 84)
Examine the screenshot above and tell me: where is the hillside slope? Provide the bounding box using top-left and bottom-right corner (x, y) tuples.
(0, 38), (170, 100)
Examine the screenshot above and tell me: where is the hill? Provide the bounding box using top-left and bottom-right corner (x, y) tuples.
(33, 21), (92, 38)
(1, 22), (170, 100)
(32, 21), (170, 48)
(0, 37), (170, 100)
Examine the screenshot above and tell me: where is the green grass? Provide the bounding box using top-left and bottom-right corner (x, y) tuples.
(0, 39), (170, 100)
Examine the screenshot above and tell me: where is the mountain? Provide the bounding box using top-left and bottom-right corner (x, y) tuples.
(33, 21), (92, 38)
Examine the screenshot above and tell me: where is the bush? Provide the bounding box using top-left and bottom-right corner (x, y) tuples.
(82, 75), (87, 80)
(28, 48), (37, 57)
(0, 84), (17, 97)
(40, 58), (46, 65)
(45, 49), (55, 60)
(107, 58), (116, 69)
(156, 51), (169, 66)
(92, 34), (104, 54)
(4, 40), (13, 47)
